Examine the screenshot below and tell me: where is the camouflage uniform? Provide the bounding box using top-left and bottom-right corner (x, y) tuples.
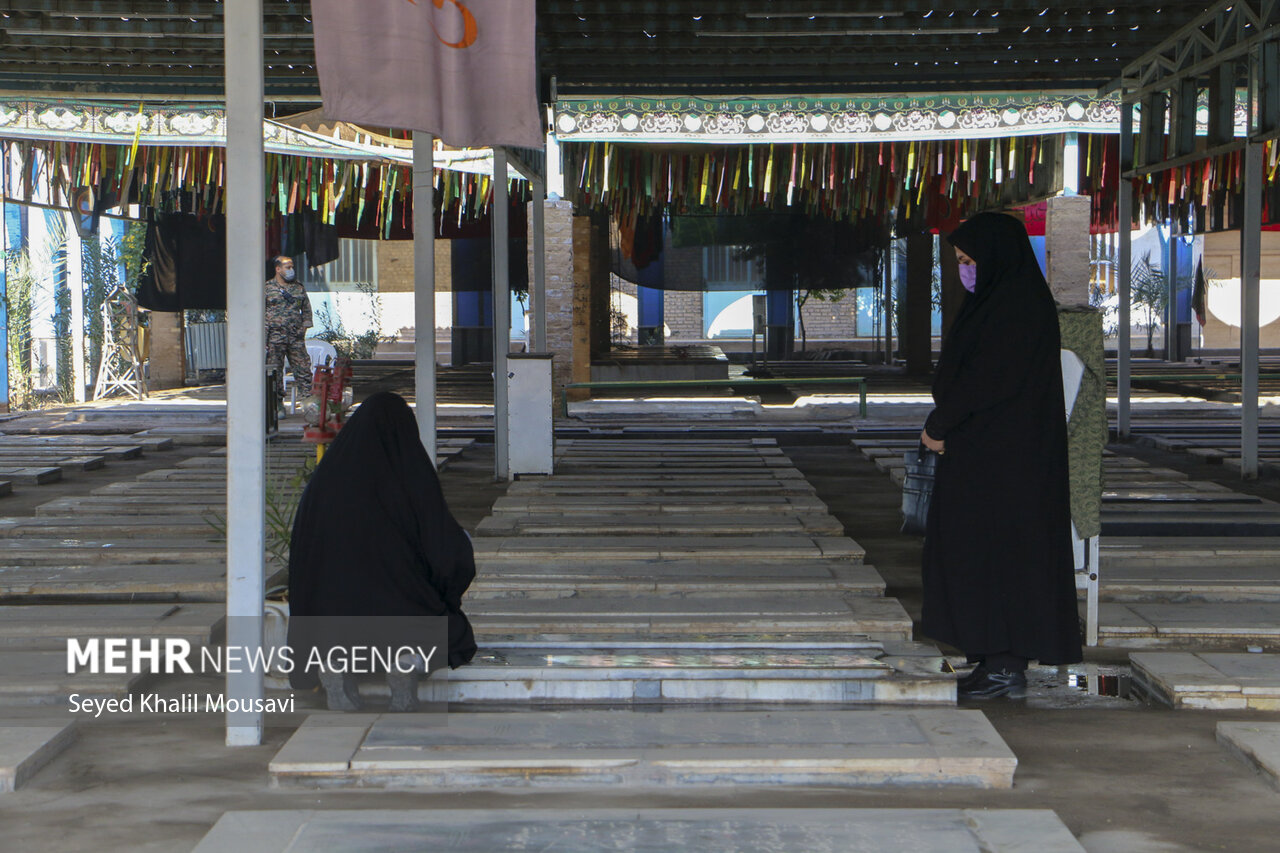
(265, 276), (313, 398)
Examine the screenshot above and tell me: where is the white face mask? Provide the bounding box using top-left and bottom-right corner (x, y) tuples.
(959, 264), (977, 293)
(282, 268), (296, 282)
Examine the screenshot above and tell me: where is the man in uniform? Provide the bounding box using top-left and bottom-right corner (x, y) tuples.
(265, 255), (312, 405)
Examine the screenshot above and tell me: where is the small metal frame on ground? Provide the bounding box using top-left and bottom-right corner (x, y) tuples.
(561, 376), (868, 419)
(91, 284), (147, 401)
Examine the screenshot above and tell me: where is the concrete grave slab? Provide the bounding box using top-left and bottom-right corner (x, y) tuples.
(0, 724), (76, 792)
(465, 594), (911, 640)
(1103, 559), (1280, 602)
(0, 602), (223, 650)
(474, 512), (844, 537)
(1217, 721), (1280, 790)
(193, 808), (1084, 852)
(0, 651), (148, 707)
(0, 539), (225, 565)
(0, 563), (226, 601)
(270, 709), (1016, 790)
(0, 467), (61, 485)
(0, 440), (144, 456)
(34, 498), (227, 517)
(472, 534), (865, 562)
(0, 516), (221, 539)
(504, 479), (818, 496)
(424, 640), (954, 705)
(1097, 602), (1280, 649)
(490, 494), (830, 514)
(1131, 652), (1280, 709)
(0, 453), (106, 471)
(469, 558), (885, 597)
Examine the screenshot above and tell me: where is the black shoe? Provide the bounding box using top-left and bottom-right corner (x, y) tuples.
(319, 671), (364, 711)
(959, 668), (1027, 700)
(387, 652), (425, 712)
(957, 665), (988, 691)
(386, 670), (420, 712)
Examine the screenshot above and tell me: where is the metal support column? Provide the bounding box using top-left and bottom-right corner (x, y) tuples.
(223, 0), (266, 747)
(531, 177), (547, 352)
(1241, 140), (1264, 479)
(0, 201), (9, 411)
(1117, 100), (1134, 440)
(1063, 132), (1080, 196)
(1165, 225), (1178, 362)
(412, 132), (437, 464)
(884, 236), (896, 365)
(492, 148), (510, 480)
(65, 209), (86, 402)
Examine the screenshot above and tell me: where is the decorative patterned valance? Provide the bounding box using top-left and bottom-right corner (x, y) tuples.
(0, 99), (404, 162)
(555, 93), (1124, 144)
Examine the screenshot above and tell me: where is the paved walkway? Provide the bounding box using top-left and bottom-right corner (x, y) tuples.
(0, 397), (1277, 849)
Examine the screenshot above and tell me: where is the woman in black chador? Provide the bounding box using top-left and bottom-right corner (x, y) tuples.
(921, 212), (1082, 699)
(287, 391), (477, 711)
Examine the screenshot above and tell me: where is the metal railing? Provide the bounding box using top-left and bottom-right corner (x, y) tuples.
(186, 321), (228, 374)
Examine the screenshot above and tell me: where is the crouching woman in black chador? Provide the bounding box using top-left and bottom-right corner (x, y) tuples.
(920, 212), (1082, 699)
(287, 391), (477, 711)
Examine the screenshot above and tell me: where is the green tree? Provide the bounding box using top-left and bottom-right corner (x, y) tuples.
(793, 286), (849, 353)
(1130, 252), (1168, 359)
(3, 247), (39, 409)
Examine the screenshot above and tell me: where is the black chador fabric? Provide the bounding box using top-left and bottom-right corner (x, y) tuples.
(303, 215), (340, 267)
(922, 212), (1082, 665)
(135, 211), (227, 311)
(286, 392), (477, 688)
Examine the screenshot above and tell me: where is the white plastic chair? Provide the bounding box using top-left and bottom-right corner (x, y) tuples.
(306, 339), (338, 370)
(283, 339), (339, 412)
(1062, 349), (1100, 647)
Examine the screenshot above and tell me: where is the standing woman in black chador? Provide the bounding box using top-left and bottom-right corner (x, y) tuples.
(921, 211), (1082, 699)
(287, 391), (477, 711)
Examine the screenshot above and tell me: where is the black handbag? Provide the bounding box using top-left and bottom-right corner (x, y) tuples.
(900, 444), (939, 535)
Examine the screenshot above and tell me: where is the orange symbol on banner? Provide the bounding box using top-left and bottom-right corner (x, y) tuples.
(404, 0), (478, 49)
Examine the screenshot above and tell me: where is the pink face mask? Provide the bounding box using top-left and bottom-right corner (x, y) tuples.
(959, 264), (977, 293)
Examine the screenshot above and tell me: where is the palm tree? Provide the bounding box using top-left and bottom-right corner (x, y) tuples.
(1130, 252), (1168, 358)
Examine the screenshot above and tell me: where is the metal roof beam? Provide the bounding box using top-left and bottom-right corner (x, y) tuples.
(0, 15), (310, 38)
(0, 0), (308, 15)
(1111, 0), (1280, 98)
(0, 52), (315, 66)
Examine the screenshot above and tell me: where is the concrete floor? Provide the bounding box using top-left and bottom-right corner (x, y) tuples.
(0, 436), (1277, 851)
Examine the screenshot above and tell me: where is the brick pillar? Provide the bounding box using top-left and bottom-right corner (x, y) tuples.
(542, 200), (575, 406)
(1045, 194), (1093, 307)
(544, 206), (611, 411)
(147, 311), (186, 390)
(569, 211), (610, 400)
(663, 291), (704, 341)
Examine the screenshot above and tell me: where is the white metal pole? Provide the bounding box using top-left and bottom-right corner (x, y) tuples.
(1063, 131), (1080, 196)
(1166, 225), (1178, 362)
(1117, 100), (1134, 440)
(532, 177), (547, 352)
(546, 123), (565, 199)
(492, 148), (510, 480)
(0, 198), (9, 412)
(1241, 140), (1264, 479)
(413, 132), (437, 464)
(224, 0), (266, 747)
(65, 210), (86, 403)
